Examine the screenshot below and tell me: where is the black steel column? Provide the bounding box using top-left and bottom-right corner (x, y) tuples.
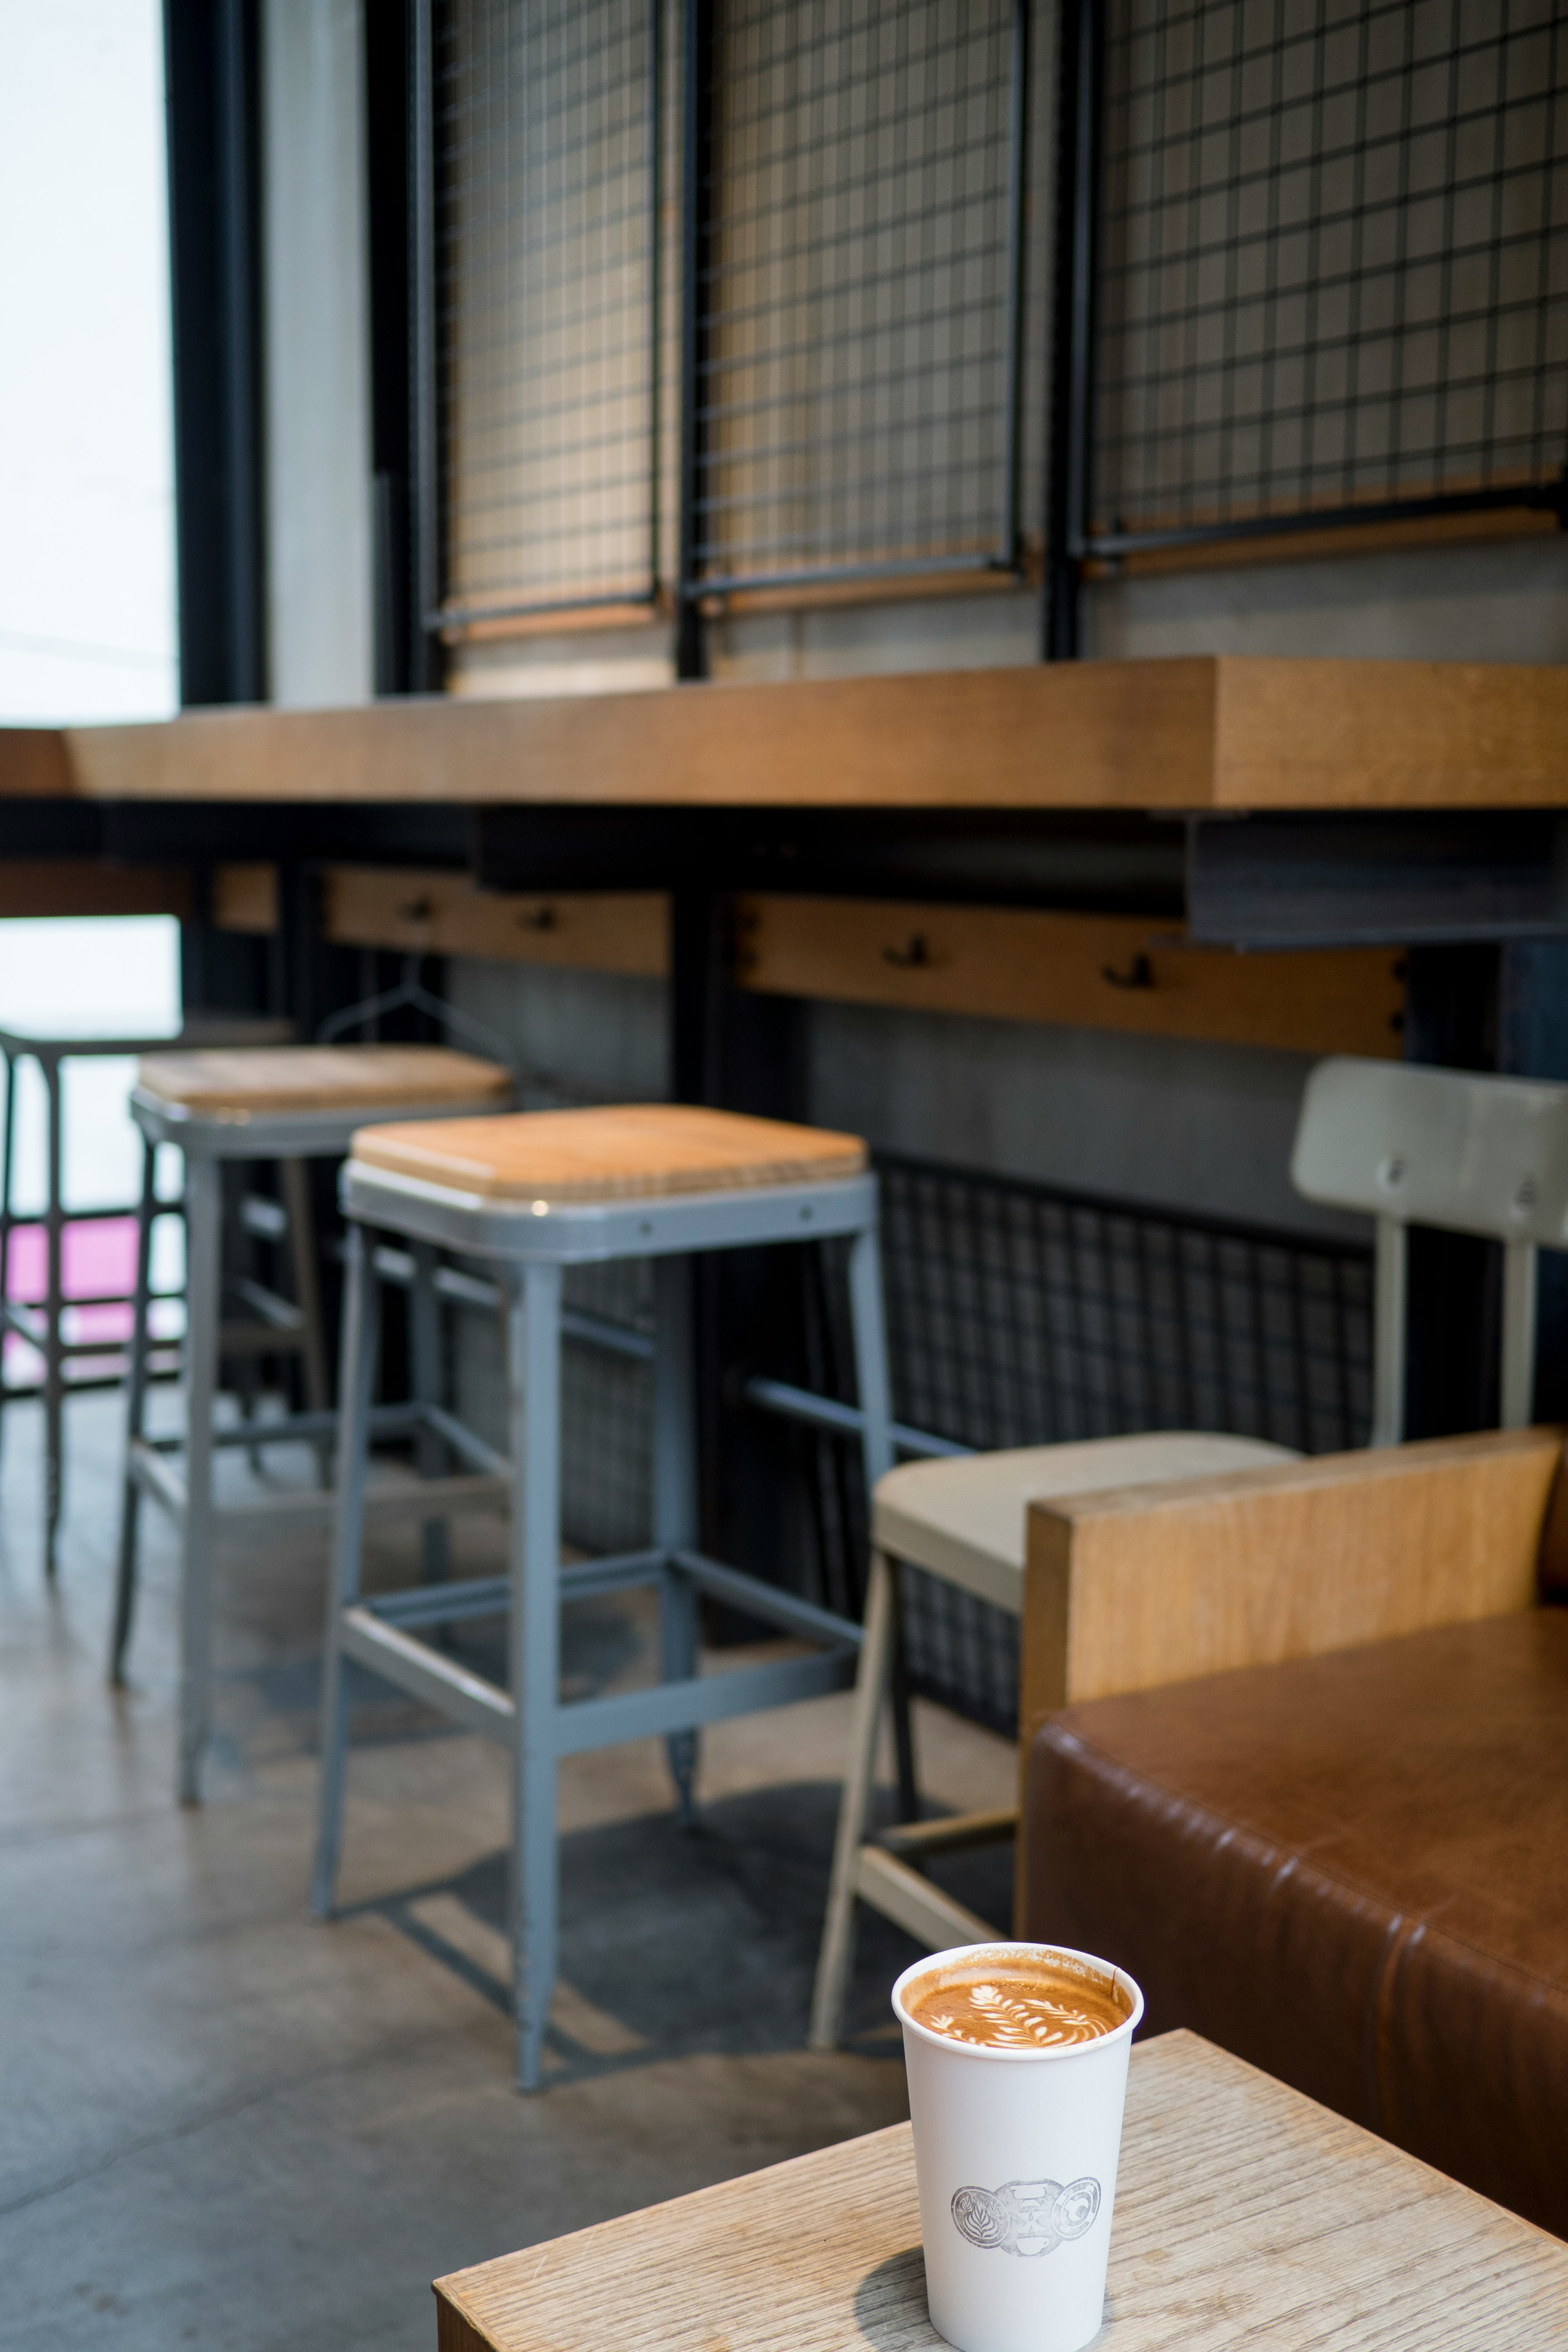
(163, 0), (266, 706)
(674, 0), (715, 681)
(365, 0), (415, 696)
(407, 0), (445, 693)
(1043, 0), (1100, 662)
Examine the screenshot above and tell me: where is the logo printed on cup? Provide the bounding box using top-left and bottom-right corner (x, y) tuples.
(951, 2177), (1102, 2258)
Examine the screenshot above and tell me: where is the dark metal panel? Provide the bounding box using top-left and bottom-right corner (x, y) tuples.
(365, 0), (415, 696)
(477, 805), (1187, 909)
(163, 0), (265, 706)
(1187, 813), (1568, 947)
(1044, 0), (1100, 660)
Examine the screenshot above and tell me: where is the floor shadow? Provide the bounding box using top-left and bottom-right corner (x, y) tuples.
(373, 1779), (1016, 2076)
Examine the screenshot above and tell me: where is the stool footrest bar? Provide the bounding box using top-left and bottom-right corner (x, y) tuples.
(558, 1547), (669, 1600)
(554, 1648), (855, 1756)
(419, 1402), (510, 1478)
(670, 1549), (862, 1651)
(853, 1846), (1000, 1950)
(128, 1439), (186, 1517)
(367, 1574), (511, 1627)
(878, 1807), (1019, 1858)
(340, 1607), (514, 1741)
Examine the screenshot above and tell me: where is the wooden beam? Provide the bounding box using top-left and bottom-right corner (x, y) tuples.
(0, 657), (1558, 813)
(320, 867), (668, 977)
(0, 859), (190, 921)
(43, 663), (1214, 807)
(734, 894), (1406, 1056)
(1213, 659), (1568, 809)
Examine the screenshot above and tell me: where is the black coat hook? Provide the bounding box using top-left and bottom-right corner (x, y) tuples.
(1101, 953), (1155, 990)
(882, 934), (931, 969)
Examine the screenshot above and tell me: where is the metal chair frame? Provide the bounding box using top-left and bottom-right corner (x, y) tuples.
(1293, 1055), (1568, 1444)
(0, 1018), (290, 1575)
(312, 1156), (893, 2092)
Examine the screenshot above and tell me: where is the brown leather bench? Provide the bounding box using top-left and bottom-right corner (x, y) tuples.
(1013, 1428), (1568, 2239)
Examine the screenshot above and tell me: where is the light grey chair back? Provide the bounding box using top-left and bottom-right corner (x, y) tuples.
(1291, 1056), (1568, 1446)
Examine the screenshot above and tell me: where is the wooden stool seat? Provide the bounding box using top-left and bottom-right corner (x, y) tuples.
(349, 1102), (867, 1203)
(136, 1044), (511, 1117)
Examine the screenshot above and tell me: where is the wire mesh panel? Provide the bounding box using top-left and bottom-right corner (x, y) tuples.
(690, 0), (1029, 595)
(1086, 0), (1568, 558)
(805, 1151), (1373, 1734)
(435, 0), (661, 631)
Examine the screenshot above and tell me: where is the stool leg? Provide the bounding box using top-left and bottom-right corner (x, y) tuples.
(110, 1139), (158, 1685)
(808, 1544), (897, 2051)
(43, 1055), (64, 1578)
(280, 1156), (331, 1485)
(653, 1252), (699, 1826)
(0, 1048), (15, 1470)
(510, 1259), (562, 2093)
(176, 1156), (223, 1805)
(845, 1218), (919, 1817)
(410, 1238), (451, 1582)
(312, 1220), (381, 1918)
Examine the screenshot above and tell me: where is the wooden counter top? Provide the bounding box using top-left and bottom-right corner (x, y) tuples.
(5, 655), (1566, 811)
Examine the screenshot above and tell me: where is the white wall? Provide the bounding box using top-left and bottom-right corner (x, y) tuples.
(0, 0), (176, 722)
(263, 0), (374, 709)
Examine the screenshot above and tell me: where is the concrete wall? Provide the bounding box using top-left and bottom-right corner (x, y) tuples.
(262, 0), (374, 709)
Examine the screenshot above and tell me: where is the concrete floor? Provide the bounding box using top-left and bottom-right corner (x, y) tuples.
(0, 1388), (1014, 2351)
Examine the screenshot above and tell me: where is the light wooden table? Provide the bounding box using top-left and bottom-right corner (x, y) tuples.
(433, 2032), (1568, 2352)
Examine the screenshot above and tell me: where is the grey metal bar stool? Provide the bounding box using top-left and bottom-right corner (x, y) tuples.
(311, 1101), (893, 2092)
(110, 1044), (513, 1804)
(0, 1015), (290, 1574)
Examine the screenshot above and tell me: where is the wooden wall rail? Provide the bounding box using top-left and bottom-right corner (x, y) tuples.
(734, 895), (1406, 1057)
(3, 656), (1566, 811)
(212, 865), (668, 978)
(209, 866), (1403, 1055)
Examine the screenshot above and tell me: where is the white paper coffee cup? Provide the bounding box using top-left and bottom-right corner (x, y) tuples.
(893, 1941), (1144, 2352)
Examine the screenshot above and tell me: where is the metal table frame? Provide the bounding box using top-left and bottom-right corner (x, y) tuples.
(112, 1085), (515, 1804)
(312, 1157), (894, 2092)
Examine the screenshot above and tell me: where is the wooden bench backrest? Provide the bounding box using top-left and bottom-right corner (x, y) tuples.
(1020, 1426), (1565, 1759)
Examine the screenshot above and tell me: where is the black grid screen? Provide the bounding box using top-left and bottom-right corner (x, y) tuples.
(806, 1152), (1373, 1735)
(435, 0), (660, 631)
(691, 0), (1028, 594)
(1088, 0), (1568, 557)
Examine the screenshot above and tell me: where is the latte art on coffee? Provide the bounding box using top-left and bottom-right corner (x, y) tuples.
(906, 1967), (1128, 2049)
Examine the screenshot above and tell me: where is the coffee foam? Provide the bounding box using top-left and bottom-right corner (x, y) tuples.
(903, 1947), (1132, 2052)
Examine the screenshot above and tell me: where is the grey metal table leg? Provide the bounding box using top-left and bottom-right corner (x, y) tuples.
(410, 1237), (451, 1582)
(110, 1138), (158, 1684)
(313, 1221), (382, 1917)
(653, 1253), (699, 1825)
(177, 1156), (223, 1804)
(510, 1259), (562, 2093)
(43, 1054), (64, 1577)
